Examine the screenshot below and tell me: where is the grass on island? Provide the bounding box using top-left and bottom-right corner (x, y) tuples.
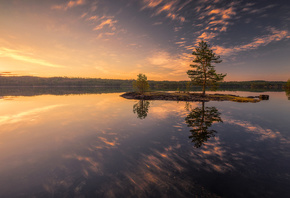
(132, 91), (260, 103)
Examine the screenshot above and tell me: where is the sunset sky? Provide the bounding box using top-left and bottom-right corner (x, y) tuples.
(0, 0), (289, 81)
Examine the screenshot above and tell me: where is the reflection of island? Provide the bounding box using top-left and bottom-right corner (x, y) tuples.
(133, 100), (150, 119)
(185, 101), (223, 148)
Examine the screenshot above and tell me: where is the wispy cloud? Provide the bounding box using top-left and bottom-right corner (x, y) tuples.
(248, 4), (277, 14)
(147, 51), (170, 66)
(141, 0), (186, 23)
(82, 14), (119, 39)
(0, 72), (17, 76)
(194, 2), (238, 43)
(93, 18), (118, 31)
(52, 0), (85, 11)
(0, 47), (65, 68)
(146, 50), (193, 78)
(212, 28), (289, 56)
(198, 32), (218, 41)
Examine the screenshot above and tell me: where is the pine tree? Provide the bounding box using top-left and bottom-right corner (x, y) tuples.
(187, 41), (226, 96)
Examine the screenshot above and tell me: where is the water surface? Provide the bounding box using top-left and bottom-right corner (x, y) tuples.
(0, 90), (289, 197)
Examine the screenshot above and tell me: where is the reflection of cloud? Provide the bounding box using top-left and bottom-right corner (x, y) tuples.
(106, 139), (233, 197)
(0, 47), (65, 68)
(0, 105), (64, 126)
(64, 154), (100, 174)
(150, 102), (192, 119)
(98, 137), (119, 147)
(224, 117), (288, 142)
(199, 137), (234, 172)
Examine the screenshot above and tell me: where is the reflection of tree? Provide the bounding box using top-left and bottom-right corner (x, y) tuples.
(185, 101), (223, 148)
(133, 100), (150, 119)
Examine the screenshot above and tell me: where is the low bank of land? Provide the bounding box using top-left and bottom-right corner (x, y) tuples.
(121, 92), (269, 103)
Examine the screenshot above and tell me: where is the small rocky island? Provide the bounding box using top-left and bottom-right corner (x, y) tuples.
(121, 92), (269, 103)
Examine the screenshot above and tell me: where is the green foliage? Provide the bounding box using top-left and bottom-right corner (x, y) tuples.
(0, 76), (134, 87)
(187, 40), (226, 96)
(133, 100), (150, 119)
(133, 73), (150, 94)
(0, 76), (286, 91)
(286, 79), (290, 89)
(185, 102), (223, 148)
(185, 81), (191, 93)
(285, 79), (290, 100)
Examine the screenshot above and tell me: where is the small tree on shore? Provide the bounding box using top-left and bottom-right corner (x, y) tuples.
(286, 79), (290, 89)
(187, 41), (226, 96)
(133, 73), (150, 94)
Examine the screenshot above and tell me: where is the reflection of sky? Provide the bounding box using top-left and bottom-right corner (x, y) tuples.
(0, 92), (290, 197)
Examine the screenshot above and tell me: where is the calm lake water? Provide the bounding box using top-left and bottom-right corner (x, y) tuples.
(0, 90), (289, 198)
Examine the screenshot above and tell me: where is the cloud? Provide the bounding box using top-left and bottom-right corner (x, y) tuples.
(0, 47), (65, 68)
(95, 65), (109, 74)
(248, 4), (276, 14)
(193, 2), (238, 43)
(86, 15), (99, 21)
(212, 28), (289, 56)
(93, 18), (118, 31)
(83, 14), (120, 40)
(52, 0), (85, 11)
(141, 0), (186, 23)
(198, 32), (218, 41)
(146, 50), (193, 78)
(208, 7), (236, 20)
(153, 21), (163, 25)
(0, 72), (15, 76)
(141, 0), (163, 9)
(147, 51), (170, 65)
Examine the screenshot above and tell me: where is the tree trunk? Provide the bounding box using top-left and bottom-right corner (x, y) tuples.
(202, 61), (206, 97)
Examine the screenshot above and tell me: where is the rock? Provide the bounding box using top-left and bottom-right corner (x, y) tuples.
(259, 95), (269, 100)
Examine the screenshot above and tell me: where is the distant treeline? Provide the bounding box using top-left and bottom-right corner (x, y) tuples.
(0, 76), (286, 91)
(0, 86), (131, 97)
(0, 76), (132, 87)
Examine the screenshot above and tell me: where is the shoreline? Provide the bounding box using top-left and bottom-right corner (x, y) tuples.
(121, 91), (269, 103)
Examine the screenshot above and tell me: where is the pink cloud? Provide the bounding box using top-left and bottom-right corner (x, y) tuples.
(93, 18), (118, 31)
(198, 32), (218, 41)
(52, 0), (85, 11)
(195, 4), (237, 44)
(142, 0), (186, 23)
(212, 28), (289, 56)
